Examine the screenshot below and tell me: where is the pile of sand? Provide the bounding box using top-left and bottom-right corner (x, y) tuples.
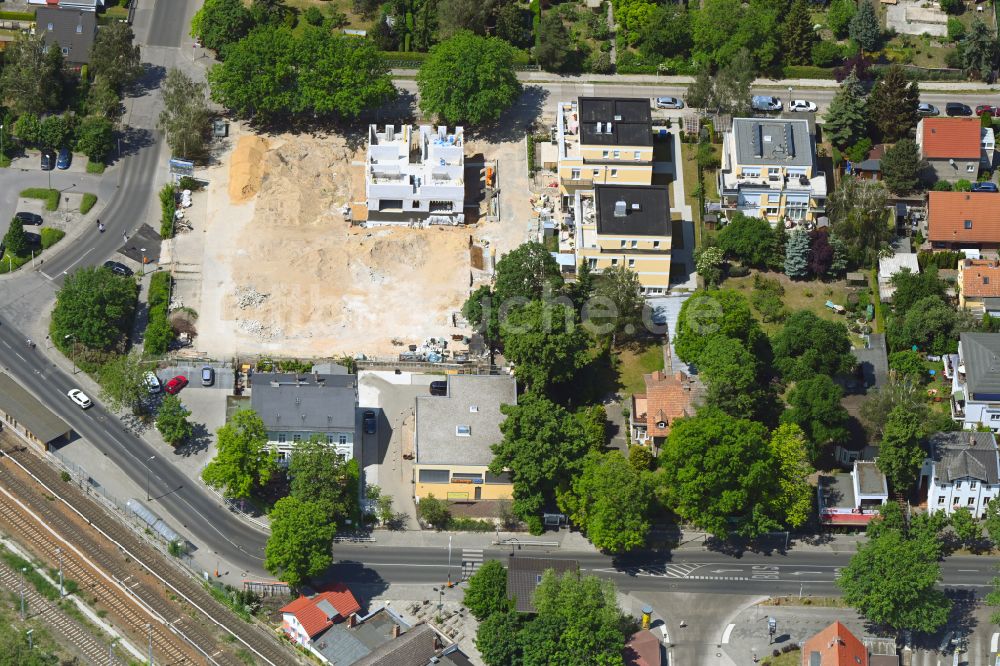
(228, 136), (270, 204)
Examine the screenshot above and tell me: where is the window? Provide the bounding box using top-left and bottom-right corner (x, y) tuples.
(571, 169), (581, 180)
(339, 434), (348, 445)
(971, 481), (978, 490)
(610, 168), (618, 177)
(456, 425), (471, 437)
(620, 240), (627, 248)
(75, 24), (82, 33)
(630, 240), (638, 248)
(61, 48), (69, 55)
(429, 201), (453, 212)
(602, 150), (609, 158)
(277, 451), (287, 462)
(743, 168), (760, 178)
(766, 207), (779, 216)
(768, 167), (780, 176)
(613, 150), (620, 159)
(965, 220), (973, 229)
(628, 259), (635, 267)
(767, 194), (780, 203)
(419, 469), (450, 484)
(986, 277), (991, 285)
(326, 434), (335, 444)
(587, 258), (597, 269)
(592, 169), (600, 178)
(47, 22), (53, 30)
(967, 164), (976, 173)
(991, 413), (1000, 421)
(938, 496), (946, 505)
(633, 151), (641, 160)
(653, 241), (660, 248)
(470, 405), (479, 413)
(969, 497), (976, 506)
(277, 433), (287, 443)
(292, 434), (302, 443)
(611, 258), (619, 266)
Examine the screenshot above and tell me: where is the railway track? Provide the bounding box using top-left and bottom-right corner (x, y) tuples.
(0, 555), (109, 665)
(1, 442), (301, 666)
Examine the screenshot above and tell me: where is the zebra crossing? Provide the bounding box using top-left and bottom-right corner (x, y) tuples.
(615, 563), (705, 579)
(461, 548), (484, 580)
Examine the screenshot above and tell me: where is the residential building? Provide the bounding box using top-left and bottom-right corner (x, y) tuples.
(28, 0), (104, 7)
(877, 254), (920, 303)
(851, 333), (889, 393)
(718, 117), (826, 225)
(413, 375), (516, 503)
(927, 191), (1000, 251)
(957, 258), (1000, 314)
(945, 333), (1000, 430)
(801, 621), (868, 666)
(846, 143), (887, 182)
(630, 370), (704, 449)
(555, 97), (654, 201)
(922, 431), (1000, 517)
(364, 124), (465, 226)
(916, 117), (994, 183)
(280, 585), (363, 648)
(0, 373), (73, 451)
(573, 184), (673, 294)
(623, 629), (662, 666)
(507, 556), (579, 613)
(817, 461), (889, 526)
(249, 371), (357, 462)
(35, 7), (97, 67)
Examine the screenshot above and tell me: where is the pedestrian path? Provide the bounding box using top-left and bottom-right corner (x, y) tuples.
(461, 548), (483, 580)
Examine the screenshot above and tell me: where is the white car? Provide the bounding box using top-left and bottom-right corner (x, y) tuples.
(789, 99), (817, 113)
(655, 96), (684, 110)
(144, 372), (161, 394)
(67, 389), (92, 409)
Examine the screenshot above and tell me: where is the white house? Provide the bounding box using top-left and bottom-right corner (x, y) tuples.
(364, 124), (465, 226)
(877, 253), (920, 303)
(922, 431), (1000, 518)
(945, 332), (1000, 431)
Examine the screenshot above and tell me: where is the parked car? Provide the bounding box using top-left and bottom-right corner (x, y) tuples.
(972, 181), (999, 192)
(975, 104), (1000, 117)
(144, 372), (161, 394)
(102, 260), (133, 277)
(363, 410), (377, 435)
(13, 212), (42, 226)
(164, 375), (188, 395)
(946, 102), (973, 116)
(56, 148), (71, 170)
(67, 388), (92, 409)
(429, 380), (448, 396)
(40, 149), (56, 171)
(751, 96), (782, 112)
(654, 96), (684, 110)
(201, 366), (215, 386)
(788, 99), (817, 113)
(917, 103), (940, 116)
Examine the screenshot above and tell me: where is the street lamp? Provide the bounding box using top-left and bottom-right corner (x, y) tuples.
(25, 629), (32, 650)
(145, 456), (156, 501)
(787, 86), (793, 111)
(56, 547), (63, 597)
(447, 535), (452, 587)
(64, 334), (77, 374)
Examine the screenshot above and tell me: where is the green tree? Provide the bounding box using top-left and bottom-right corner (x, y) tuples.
(713, 47), (755, 116)
(156, 394), (194, 446)
(250, 0), (288, 25)
(417, 32), (521, 124)
(462, 285), (500, 351)
(838, 522), (951, 632)
(590, 265), (643, 346)
(782, 374), (851, 460)
(860, 378), (927, 440)
(639, 4), (692, 59)
(436, 0), (490, 38)
(0, 33), (62, 115)
(501, 301), (591, 393)
(86, 74), (123, 120)
(463, 560), (511, 620)
(784, 228), (811, 278)
(768, 423), (814, 528)
(772, 311), (855, 380)
(940, 0), (963, 13)
(674, 289), (764, 365)
(659, 410), (781, 538)
(288, 436), (358, 523)
(698, 335), (775, 422)
(985, 498), (1000, 545)
(950, 507), (983, 549)
(97, 351), (148, 414)
(781, 0), (818, 66)
(3, 216), (26, 258)
(887, 295), (958, 355)
(824, 68), (868, 150)
(827, 0), (857, 39)
(88, 21), (142, 93)
(828, 177), (891, 266)
(490, 394), (605, 531)
(207, 26), (296, 121)
(891, 265), (947, 315)
(876, 404), (926, 493)
(962, 18), (998, 81)
(158, 68), (212, 161)
(627, 445), (654, 472)
(716, 213), (774, 267)
(51, 266), (138, 352)
(869, 65), (920, 142)
(880, 138), (924, 195)
(193, 0), (253, 54)
(476, 611), (525, 666)
(13, 112), (42, 147)
(559, 451), (650, 553)
(496, 4), (529, 47)
(493, 242), (564, 306)
(849, 0), (881, 52)
(265, 496), (335, 589)
(888, 349), (927, 381)
(39, 114), (71, 150)
(685, 63), (716, 111)
(536, 12), (575, 72)
(201, 409), (278, 500)
(695, 246), (725, 286)
(75, 116), (115, 163)
(417, 493), (451, 529)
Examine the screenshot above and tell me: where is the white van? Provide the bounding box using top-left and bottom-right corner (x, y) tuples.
(144, 372), (161, 394)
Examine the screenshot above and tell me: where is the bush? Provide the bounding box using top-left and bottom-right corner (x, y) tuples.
(947, 16), (965, 41)
(20, 188), (59, 211)
(40, 227), (65, 250)
(955, 179), (973, 192)
(811, 41), (843, 68)
(177, 176), (204, 191)
(303, 6), (323, 25)
(782, 65), (836, 79)
(845, 138), (873, 163)
(917, 249), (962, 270)
(932, 180), (953, 191)
(80, 193), (97, 214)
(144, 272), (174, 355)
(417, 494), (451, 529)
(0, 11), (36, 21)
(86, 160), (106, 174)
(159, 184), (176, 239)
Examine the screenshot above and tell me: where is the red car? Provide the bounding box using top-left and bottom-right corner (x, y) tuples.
(164, 375), (188, 395)
(975, 104), (1000, 117)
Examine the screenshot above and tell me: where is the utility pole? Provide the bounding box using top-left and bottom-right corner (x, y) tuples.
(145, 456), (156, 501)
(19, 567), (26, 620)
(56, 547), (63, 597)
(447, 535), (452, 587)
(26, 629), (32, 650)
(64, 334), (77, 374)
(146, 623), (152, 666)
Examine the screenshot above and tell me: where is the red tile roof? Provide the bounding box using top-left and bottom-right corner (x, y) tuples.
(801, 621), (868, 666)
(920, 118), (982, 159)
(960, 259), (1000, 298)
(280, 584), (362, 638)
(927, 191), (1000, 244)
(638, 370), (703, 438)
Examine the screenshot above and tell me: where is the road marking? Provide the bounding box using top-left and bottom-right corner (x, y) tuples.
(711, 569), (742, 574)
(56, 246), (94, 276)
(790, 571), (823, 576)
(39, 271), (54, 280)
(14, 353), (25, 362)
(957, 569), (979, 572)
(721, 624), (735, 644)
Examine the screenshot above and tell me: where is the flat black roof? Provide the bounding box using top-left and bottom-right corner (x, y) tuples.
(595, 185), (671, 236)
(0, 374), (71, 444)
(578, 98), (653, 147)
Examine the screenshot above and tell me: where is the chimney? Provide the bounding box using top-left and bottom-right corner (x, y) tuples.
(392, 624), (401, 638)
(348, 614), (357, 628)
(674, 371), (684, 382)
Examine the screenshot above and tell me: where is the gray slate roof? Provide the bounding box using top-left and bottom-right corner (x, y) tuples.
(507, 556), (579, 613)
(36, 7), (97, 65)
(961, 333), (1000, 399)
(315, 608), (408, 666)
(578, 98), (653, 147)
(353, 624), (438, 666)
(250, 372), (356, 432)
(732, 117), (814, 167)
(0, 374), (71, 444)
(852, 334), (889, 390)
(595, 185), (671, 237)
(415, 374), (516, 466)
(929, 431), (1000, 484)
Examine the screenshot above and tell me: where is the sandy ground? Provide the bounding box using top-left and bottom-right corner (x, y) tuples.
(193, 127), (477, 358)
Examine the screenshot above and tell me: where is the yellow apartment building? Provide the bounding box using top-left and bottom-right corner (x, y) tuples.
(718, 117), (826, 225)
(413, 374), (516, 504)
(556, 97), (654, 204)
(574, 184), (672, 294)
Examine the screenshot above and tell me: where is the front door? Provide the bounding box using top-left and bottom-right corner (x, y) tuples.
(474, 486), (482, 500)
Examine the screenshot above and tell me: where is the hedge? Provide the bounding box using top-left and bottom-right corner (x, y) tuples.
(80, 193), (97, 214)
(0, 10), (36, 21)
(40, 227), (65, 250)
(144, 272), (174, 355)
(20, 188), (59, 211)
(159, 184), (176, 239)
(530, 0), (541, 52)
(782, 65), (837, 79)
(918, 250), (963, 270)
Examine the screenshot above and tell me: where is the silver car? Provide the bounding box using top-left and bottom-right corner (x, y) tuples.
(655, 96), (684, 110)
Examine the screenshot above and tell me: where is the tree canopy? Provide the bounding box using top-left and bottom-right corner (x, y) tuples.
(698, 335), (777, 423)
(781, 0), (817, 66)
(98, 351), (149, 414)
(828, 177), (891, 267)
(51, 266), (138, 353)
(156, 394), (194, 446)
(191, 0), (253, 55)
(715, 213), (777, 267)
(771, 310), (855, 380)
(674, 289), (764, 366)
(417, 31), (521, 125)
(590, 265), (644, 346)
(824, 68), (868, 150)
(876, 404), (927, 493)
(849, 0), (881, 52)
(201, 409), (278, 500)
(0, 33), (64, 116)
(768, 424), (814, 528)
(89, 21), (142, 94)
(869, 65), (920, 142)
(501, 301), (591, 393)
(781, 374), (851, 460)
(158, 68), (212, 162)
(265, 496), (335, 589)
(880, 138), (924, 195)
(463, 560), (511, 621)
(288, 436), (360, 524)
(493, 242), (565, 306)
(962, 18), (998, 81)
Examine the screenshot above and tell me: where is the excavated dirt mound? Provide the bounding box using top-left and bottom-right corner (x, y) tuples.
(228, 136), (270, 204)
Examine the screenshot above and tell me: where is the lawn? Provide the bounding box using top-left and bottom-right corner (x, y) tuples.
(761, 648), (801, 666)
(284, 0), (369, 31)
(616, 339), (665, 396)
(680, 142), (719, 248)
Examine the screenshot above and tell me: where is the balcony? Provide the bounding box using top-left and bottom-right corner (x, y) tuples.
(951, 395), (965, 420)
(719, 171), (827, 198)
